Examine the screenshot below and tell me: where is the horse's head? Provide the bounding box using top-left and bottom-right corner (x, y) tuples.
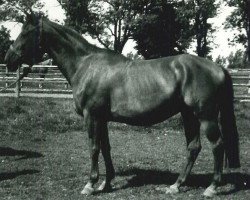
(4, 12), (44, 72)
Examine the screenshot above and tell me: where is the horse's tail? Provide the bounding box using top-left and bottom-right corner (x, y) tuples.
(219, 69), (240, 168)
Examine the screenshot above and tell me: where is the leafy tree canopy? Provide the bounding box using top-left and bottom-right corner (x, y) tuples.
(59, 0), (194, 57)
(0, 0), (44, 22)
(0, 25), (13, 63)
(131, 1), (183, 59)
(59, 0), (140, 53)
(225, 0), (250, 63)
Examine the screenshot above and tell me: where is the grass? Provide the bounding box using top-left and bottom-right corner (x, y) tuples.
(0, 97), (249, 200)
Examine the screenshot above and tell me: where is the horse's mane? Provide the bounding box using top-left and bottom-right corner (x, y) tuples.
(44, 17), (119, 56)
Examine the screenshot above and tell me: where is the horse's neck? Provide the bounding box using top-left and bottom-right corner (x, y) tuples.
(42, 20), (93, 84)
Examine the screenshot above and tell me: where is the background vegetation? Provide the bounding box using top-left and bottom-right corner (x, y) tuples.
(0, 0), (249, 67)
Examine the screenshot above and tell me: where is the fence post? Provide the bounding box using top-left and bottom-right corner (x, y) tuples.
(15, 66), (21, 98)
(5, 66), (9, 87)
(248, 74), (250, 94)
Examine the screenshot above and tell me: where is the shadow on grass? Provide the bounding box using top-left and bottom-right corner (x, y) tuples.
(0, 170), (39, 182)
(0, 147), (43, 160)
(116, 168), (250, 195)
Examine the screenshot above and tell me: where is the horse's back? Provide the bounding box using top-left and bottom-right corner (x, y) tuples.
(109, 54), (226, 123)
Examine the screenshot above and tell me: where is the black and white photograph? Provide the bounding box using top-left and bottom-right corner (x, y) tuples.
(0, 0), (249, 199)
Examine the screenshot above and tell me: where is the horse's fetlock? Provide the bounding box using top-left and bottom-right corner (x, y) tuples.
(90, 173), (99, 184)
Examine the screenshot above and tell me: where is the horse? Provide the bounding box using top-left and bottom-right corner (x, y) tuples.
(4, 13), (240, 198)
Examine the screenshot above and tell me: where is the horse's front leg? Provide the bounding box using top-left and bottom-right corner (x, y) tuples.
(97, 122), (115, 192)
(81, 114), (101, 195)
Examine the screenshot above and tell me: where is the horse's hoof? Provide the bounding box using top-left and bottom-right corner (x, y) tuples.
(165, 185), (180, 194)
(81, 185), (94, 196)
(97, 181), (113, 192)
(203, 187), (217, 198)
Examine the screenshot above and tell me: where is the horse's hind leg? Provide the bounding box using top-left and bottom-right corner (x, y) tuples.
(201, 119), (224, 198)
(97, 122), (115, 192)
(166, 109), (201, 194)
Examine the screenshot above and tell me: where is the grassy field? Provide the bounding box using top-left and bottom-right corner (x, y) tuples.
(0, 97), (249, 200)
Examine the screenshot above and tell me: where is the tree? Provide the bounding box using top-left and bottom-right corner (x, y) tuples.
(59, 0), (218, 59)
(214, 55), (227, 67)
(227, 49), (245, 68)
(132, 0), (218, 59)
(0, 25), (13, 63)
(131, 1), (183, 59)
(59, 0), (194, 57)
(225, 0), (250, 65)
(59, 0), (141, 53)
(59, 0), (95, 34)
(0, 0), (43, 22)
(184, 0), (218, 57)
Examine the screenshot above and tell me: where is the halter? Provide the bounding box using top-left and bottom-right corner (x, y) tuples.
(1, 17), (44, 92)
(8, 16), (43, 60)
(9, 44), (22, 57)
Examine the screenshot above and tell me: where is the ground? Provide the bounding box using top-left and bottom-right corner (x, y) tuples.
(0, 97), (249, 200)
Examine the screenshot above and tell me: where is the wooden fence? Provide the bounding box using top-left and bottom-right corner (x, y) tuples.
(228, 68), (250, 102)
(0, 64), (72, 98)
(0, 64), (250, 102)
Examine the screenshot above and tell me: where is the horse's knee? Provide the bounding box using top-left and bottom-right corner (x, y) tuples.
(91, 145), (100, 158)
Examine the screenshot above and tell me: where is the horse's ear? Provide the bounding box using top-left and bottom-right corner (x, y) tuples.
(25, 9), (36, 24)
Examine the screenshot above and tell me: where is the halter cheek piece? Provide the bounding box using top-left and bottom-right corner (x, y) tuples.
(1, 18), (44, 92)
(9, 44), (22, 58)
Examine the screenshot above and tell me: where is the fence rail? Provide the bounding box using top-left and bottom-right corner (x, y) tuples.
(0, 64), (250, 102)
(0, 64), (72, 98)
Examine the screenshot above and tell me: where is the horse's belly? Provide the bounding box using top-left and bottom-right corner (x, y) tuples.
(110, 94), (181, 126)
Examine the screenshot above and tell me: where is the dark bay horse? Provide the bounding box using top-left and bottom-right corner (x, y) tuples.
(4, 13), (240, 197)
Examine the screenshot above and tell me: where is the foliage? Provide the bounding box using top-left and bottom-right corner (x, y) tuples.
(182, 0), (218, 57)
(59, 0), (140, 53)
(0, 25), (13, 63)
(126, 52), (142, 60)
(214, 55), (227, 67)
(0, 0), (44, 22)
(59, 0), (95, 34)
(225, 0), (250, 62)
(59, 0), (219, 59)
(131, 1), (183, 59)
(227, 49), (246, 68)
